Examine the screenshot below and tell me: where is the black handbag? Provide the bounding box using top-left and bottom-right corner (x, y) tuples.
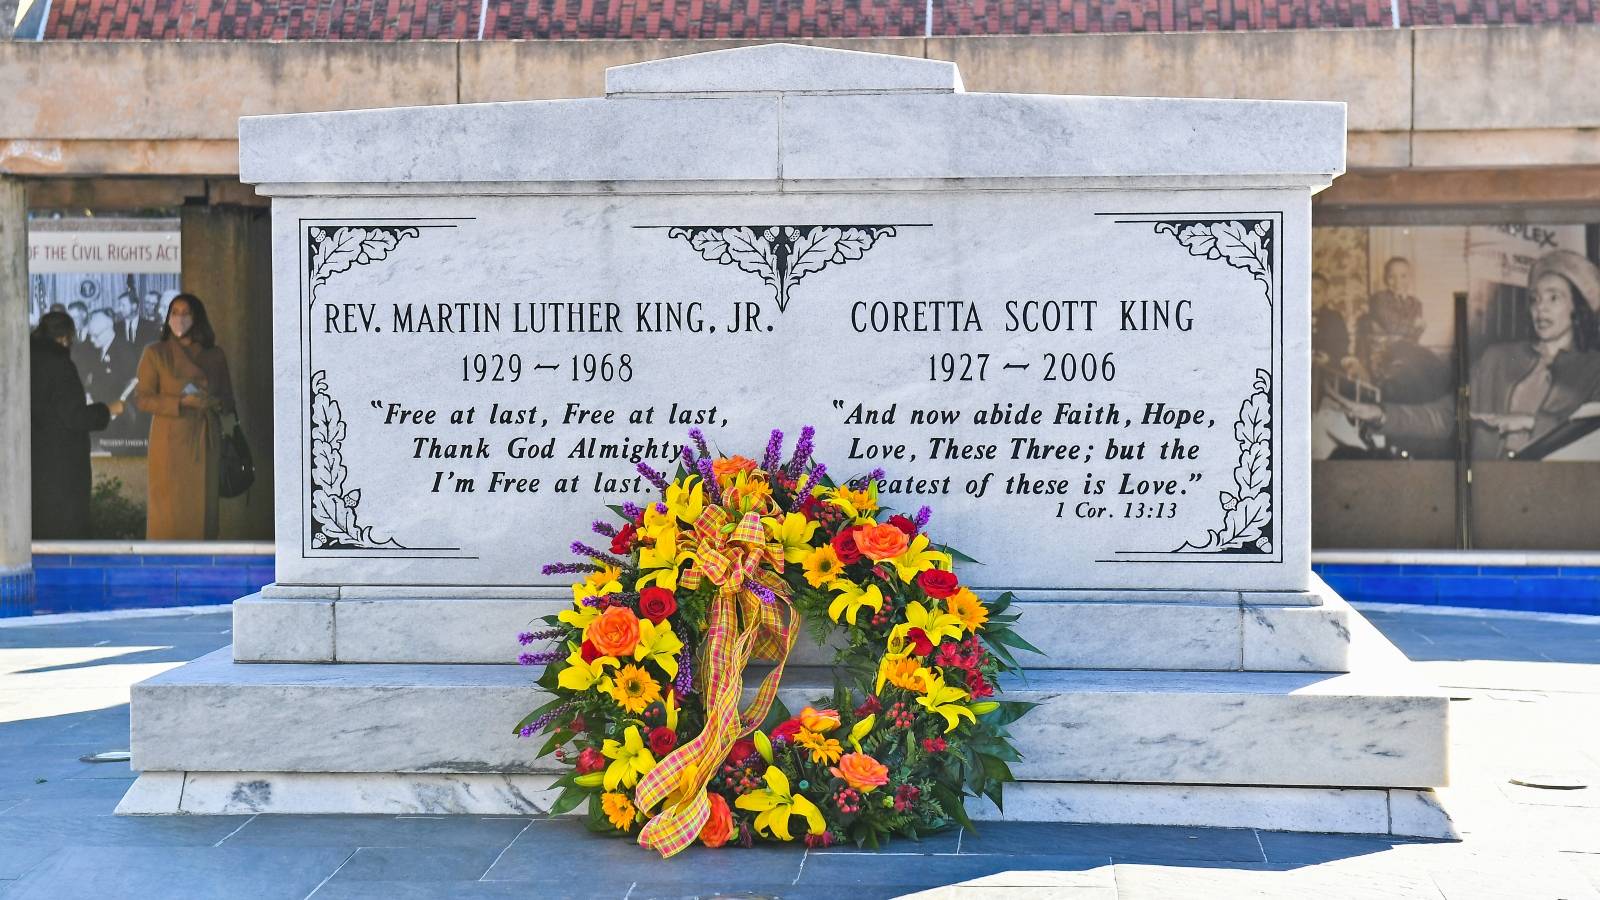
(219, 419), (256, 499)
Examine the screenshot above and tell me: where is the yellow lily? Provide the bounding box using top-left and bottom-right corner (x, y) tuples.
(633, 618), (684, 677)
(888, 534), (953, 583)
(556, 646), (617, 693)
(664, 691), (680, 730)
(665, 477), (705, 525)
(734, 766), (826, 841)
(825, 483), (878, 518)
(634, 566), (680, 592)
(557, 601), (600, 632)
(762, 512), (819, 564)
(916, 672), (977, 733)
(826, 580), (884, 626)
(894, 600), (965, 647)
(601, 725), (657, 791)
(637, 523), (679, 572)
(848, 714), (876, 753)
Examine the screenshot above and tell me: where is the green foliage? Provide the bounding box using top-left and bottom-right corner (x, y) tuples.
(88, 476), (145, 539)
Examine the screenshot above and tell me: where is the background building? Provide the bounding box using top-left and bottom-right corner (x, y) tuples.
(4, 4), (1600, 613)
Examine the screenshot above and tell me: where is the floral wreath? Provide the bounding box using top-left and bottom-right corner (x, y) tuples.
(515, 427), (1038, 857)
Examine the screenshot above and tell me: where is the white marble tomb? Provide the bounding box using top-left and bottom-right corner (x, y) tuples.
(122, 43), (1451, 836)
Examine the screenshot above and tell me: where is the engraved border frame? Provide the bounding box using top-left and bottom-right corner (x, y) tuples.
(296, 217), (477, 560)
(1095, 209), (1286, 565)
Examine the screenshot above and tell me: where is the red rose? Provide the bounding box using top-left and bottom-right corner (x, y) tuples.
(638, 587), (678, 623)
(798, 493), (825, 521)
(648, 726), (678, 755)
(906, 627), (933, 657)
(887, 514), (918, 536)
(580, 639), (601, 663)
(853, 695), (881, 719)
(770, 718), (803, 744)
(576, 747), (605, 774)
(917, 569), (960, 599)
(727, 738), (757, 766)
(610, 523), (637, 555)
(831, 527), (863, 565)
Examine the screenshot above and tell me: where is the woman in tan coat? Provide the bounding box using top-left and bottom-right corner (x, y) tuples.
(135, 294), (235, 539)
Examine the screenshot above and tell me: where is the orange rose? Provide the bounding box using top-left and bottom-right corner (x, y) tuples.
(700, 792), (734, 848)
(711, 455), (758, 481)
(799, 706), (841, 734)
(853, 523), (910, 562)
(830, 752), (890, 793)
(586, 606), (641, 657)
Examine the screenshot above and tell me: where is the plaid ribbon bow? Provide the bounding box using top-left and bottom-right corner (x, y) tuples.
(635, 506), (799, 858)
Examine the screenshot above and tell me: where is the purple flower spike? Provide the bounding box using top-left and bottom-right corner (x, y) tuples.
(518, 632), (536, 646)
(521, 628), (562, 644)
(688, 428), (710, 459)
(591, 520), (618, 538)
(681, 446), (697, 469)
(761, 429), (784, 473)
(696, 456), (723, 503)
(786, 426), (815, 475)
(570, 541), (625, 568)
(914, 505), (932, 529)
(749, 582), (779, 606)
(518, 650), (560, 666)
(520, 702), (572, 738)
(542, 561), (602, 576)
(798, 463), (826, 495)
(636, 460), (669, 492)
(621, 501), (645, 521)
(673, 647), (694, 699)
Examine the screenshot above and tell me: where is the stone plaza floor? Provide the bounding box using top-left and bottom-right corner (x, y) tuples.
(0, 604), (1595, 900)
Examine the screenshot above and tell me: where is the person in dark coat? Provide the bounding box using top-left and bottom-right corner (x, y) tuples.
(29, 311), (123, 538)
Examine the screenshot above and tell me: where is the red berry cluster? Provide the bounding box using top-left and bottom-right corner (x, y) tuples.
(887, 702), (916, 730)
(710, 753), (766, 797)
(834, 787), (862, 814)
(920, 736), (947, 754)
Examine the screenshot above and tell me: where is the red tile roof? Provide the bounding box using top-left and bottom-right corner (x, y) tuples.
(41, 0), (1600, 39)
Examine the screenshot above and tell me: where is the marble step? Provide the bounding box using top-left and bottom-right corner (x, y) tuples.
(239, 580), (1352, 671)
(131, 642), (1441, 791)
(114, 769), (1455, 839)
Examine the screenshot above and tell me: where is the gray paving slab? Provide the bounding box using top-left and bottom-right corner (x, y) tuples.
(327, 844), (512, 882)
(956, 821), (1266, 864)
(483, 819), (807, 887)
(223, 813), (532, 850)
(799, 851), (1115, 889)
(5, 846), (351, 900)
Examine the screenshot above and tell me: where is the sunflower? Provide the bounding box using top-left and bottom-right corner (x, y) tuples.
(945, 588), (989, 632)
(601, 791), (637, 831)
(793, 728), (844, 765)
(802, 545), (844, 588)
(608, 664), (662, 714)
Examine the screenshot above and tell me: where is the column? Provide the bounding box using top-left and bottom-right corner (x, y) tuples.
(0, 177), (32, 616)
(180, 199), (275, 540)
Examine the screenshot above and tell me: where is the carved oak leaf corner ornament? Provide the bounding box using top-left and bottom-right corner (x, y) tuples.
(1177, 368), (1273, 554)
(309, 225), (422, 297)
(663, 225), (901, 312)
(1145, 218), (1277, 555)
(1155, 220), (1274, 304)
(304, 223), (428, 552)
(309, 370), (405, 550)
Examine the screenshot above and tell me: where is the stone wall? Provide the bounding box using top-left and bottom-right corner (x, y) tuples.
(4, 29), (1600, 177)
